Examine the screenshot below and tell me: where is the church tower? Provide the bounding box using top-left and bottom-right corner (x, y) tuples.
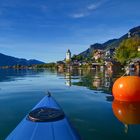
(66, 49), (71, 63)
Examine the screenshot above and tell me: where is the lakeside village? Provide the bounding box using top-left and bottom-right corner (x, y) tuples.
(0, 32), (140, 76)
(57, 48), (139, 75)
(56, 33), (140, 76)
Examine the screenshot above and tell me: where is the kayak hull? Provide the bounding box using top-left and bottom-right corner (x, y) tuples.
(6, 96), (81, 140)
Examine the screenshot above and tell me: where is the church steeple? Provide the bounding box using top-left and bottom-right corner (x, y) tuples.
(66, 49), (71, 63)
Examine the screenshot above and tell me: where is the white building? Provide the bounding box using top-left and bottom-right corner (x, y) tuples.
(66, 49), (71, 62)
(138, 46), (140, 52)
(128, 31), (131, 38)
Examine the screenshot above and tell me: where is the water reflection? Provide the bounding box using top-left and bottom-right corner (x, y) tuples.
(1, 68), (123, 93)
(106, 95), (114, 102)
(0, 69), (55, 82)
(68, 68), (123, 93)
(1, 68), (140, 140)
(57, 67), (124, 93)
(112, 100), (140, 133)
(0, 69), (46, 82)
(65, 69), (72, 87)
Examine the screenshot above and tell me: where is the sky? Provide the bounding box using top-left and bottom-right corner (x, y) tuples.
(0, 0), (140, 62)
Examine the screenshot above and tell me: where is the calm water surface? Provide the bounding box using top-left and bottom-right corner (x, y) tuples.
(0, 68), (140, 140)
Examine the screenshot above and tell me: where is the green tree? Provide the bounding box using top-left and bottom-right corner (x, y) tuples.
(71, 55), (84, 61)
(114, 37), (140, 64)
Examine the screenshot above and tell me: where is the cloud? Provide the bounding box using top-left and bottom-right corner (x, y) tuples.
(87, 3), (100, 10)
(71, 1), (106, 19)
(72, 13), (87, 18)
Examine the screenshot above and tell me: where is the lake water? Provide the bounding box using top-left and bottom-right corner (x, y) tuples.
(0, 68), (140, 140)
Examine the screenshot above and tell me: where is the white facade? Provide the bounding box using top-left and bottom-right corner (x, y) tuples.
(138, 46), (140, 52)
(66, 49), (71, 61)
(128, 31), (131, 38)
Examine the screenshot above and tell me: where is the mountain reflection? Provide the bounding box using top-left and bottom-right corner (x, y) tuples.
(0, 69), (46, 82)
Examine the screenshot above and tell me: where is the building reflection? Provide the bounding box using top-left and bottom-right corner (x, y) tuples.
(65, 69), (71, 87)
(92, 72), (103, 89)
(90, 69), (114, 91)
(69, 68), (116, 92)
(104, 70), (113, 90)
(92, 78), (102, 88)
(57, 68), (123, 92)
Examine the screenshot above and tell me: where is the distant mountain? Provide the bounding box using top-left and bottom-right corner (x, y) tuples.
(78, 25), (140, 58)
(0, 53), (45, 66)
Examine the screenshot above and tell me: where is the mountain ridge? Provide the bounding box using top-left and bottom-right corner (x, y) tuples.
(78, 25), (140, 58)
(0, 53), (45, 66)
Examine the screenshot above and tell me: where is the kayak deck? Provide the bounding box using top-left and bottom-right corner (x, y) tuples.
(6, 94), (81, 140)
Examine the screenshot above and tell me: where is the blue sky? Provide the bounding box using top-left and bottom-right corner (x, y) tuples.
(0, 0), (140, 62)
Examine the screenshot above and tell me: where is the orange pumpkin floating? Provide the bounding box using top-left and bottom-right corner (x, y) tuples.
(112, 76), (140, 102)
(112, 100), (140, 124)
